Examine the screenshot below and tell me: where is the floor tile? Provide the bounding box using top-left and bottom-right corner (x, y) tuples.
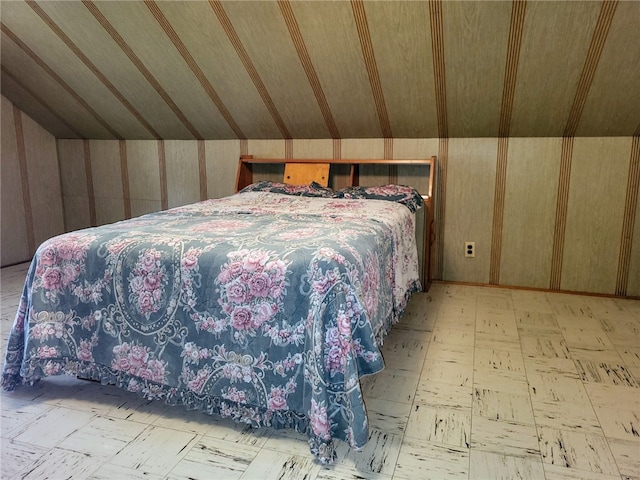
(261, 428), (313, 457)
(110, 425), (200, 476)
(472, 367), (529, 396)
(547, 297), (594, 318)
(555, 315), (603, 331)
(520, 334), (571, 359)
(542, 464), (622, 480)
(469, 449), (545, 480)
(0, 441), (49, 479)
(203, 416), (272, 449)
(19, 447), (101, 480)
(511, 293), (553, 314)
(394, 438), (469, 480)
(10, 406), (96, 449)
(526, 373), (590, 404)
(360, 368), (420, 404)
(537, 426), (619, 475)
(436, 302), (476, 321)
(593, 406), (640, 442)
(476, 291), (514, 311)
(425, 343), (474, 365)
(523, 357), (580, 377)
(574, 359), (639, 387)
(472, 387), (535, 424)
(470, 417), (540, 459)
(421, 359), (473, 387)
(365, 397), (411, 435)
(583, 382), (640, 411)
(0, 396), (53, 439)
(607, 438), (640, 478)
(317, 467), (392, 480)
(84, 463), (164, 480)
(381, 329), (430, 373)
(475, 311), (518, 337)
(404, 405), (471, 448)
(474, 347), (526, 374)
(475, 332), (523, 352)
(333, 428), (402, 477)
(561, 326), (616, 351)
(57, 415), (147, 460)
(238, 448), (321, 480)
(414, 380), (473, 411)
(618, 346), (640, 368)
(515, 310), (560, 334)
(166, 436), (260, 480)
(586, 296), (636, 319)
(431, 325), (475, 347)
(531, 399), (603, 435)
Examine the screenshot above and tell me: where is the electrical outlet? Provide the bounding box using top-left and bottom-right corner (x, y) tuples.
(465, 241), (475, 258)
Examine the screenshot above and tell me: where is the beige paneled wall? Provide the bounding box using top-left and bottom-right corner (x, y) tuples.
(561, 138), (631, 293)
(55, 136), (638, 297)
(500, 138), (561, 289)
(442, 136), (638, 297)
(1, 95), (64, 266)
(443, 138), (497, 284)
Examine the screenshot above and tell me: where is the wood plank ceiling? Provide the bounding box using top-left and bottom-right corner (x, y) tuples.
(1, 0), (639, 140)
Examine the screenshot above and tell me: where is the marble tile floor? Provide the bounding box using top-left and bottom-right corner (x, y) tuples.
(1, 262), (638, 479)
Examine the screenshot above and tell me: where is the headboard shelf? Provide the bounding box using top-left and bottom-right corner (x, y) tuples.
(235, 155), (437, 291)
(236, 155), (435, 199)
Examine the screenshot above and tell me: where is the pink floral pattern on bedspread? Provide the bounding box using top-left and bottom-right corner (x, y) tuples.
(2, 192), (421, 464)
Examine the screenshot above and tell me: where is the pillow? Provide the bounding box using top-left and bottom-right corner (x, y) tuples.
(334, 184), (424, 212)
(239, 180), (335, 197)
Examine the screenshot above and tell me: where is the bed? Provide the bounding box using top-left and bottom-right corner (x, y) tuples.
(2, 156), (436, 464)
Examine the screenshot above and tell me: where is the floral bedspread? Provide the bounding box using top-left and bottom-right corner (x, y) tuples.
(2, 192), (421, 463)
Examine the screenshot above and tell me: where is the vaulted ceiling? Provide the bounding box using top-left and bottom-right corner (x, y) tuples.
(1, 1), (639, 140)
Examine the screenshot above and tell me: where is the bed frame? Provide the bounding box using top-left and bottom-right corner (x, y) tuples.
(235, 155), (436, 291)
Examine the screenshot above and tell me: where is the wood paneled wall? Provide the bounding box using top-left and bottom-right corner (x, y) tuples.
(54, 136), (639, 297)
(1, 95), (64, 266)
(1, 103), (637, 297)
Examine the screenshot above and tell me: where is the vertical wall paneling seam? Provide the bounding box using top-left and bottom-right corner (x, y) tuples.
(1, 23), (122, 139)
(429, 0), (448, 279)
(434, 137), (447, 280)
(490, 0), (527, 285)
(615, 136), (640, 296)
(351, 0), (392, 138)
(2, 65), (82, 138)
(145, 2), (245, 139)
(209, 1), (291, 139)
(119, 140), (131, 219)
(55, 142), (69, 233)
(83, 140), (97, 226)
(240, 139), (248, 157)
(550, 136), (574, 290)
(428, 0), (448, 139)
(198, 140), (208, 200)
(285, 139), (293, 159)
(564, 0), (618, 136)
(333, 139), (341, 160)
(384, 138), (397, 183)
(278, 1), (340, 139)
(13, 105), (36, 255)
(82, 0), (202, 140)
(490, 137), (509, 285)
(27, 1), (161, 139)
(158, 140), (168, 210)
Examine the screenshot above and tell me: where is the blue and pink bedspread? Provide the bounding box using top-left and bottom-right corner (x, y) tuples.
(2, 192), (421, 463)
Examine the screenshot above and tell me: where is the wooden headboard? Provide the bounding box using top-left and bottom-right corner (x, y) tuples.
(235, 155), (436, 291)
